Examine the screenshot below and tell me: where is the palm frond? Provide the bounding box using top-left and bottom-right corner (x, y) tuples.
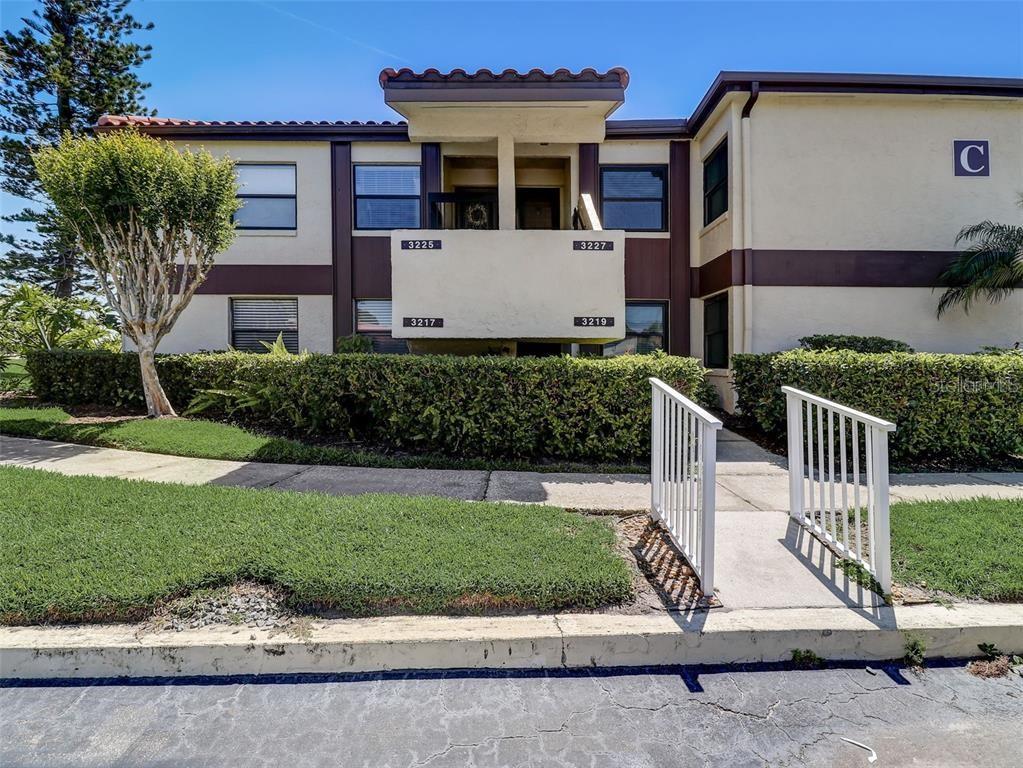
(938, 213), (1023, 317)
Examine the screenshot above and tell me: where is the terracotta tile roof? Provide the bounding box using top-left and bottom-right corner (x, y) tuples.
(379, 67), (629, 88)
(96, 115), (406, 128)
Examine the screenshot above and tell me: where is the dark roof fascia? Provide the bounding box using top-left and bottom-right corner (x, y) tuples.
(604, 119), (687, 140)
(93, 123), (411, 142)
(687, 71), (1023, 134)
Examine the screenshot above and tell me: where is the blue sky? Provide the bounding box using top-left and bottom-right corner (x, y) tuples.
(2, 0), (1021, 237)
(2, 0), (1022, 123)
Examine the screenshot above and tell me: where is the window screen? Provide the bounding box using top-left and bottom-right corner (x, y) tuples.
(230, 298), (299, 353)
(235, 164), (296, 230)
(703, 141), (728, 226)
(355, 300), (408, 354)
(604, 302), (667, 356)
(354, 166), (421, 229)
(600, 166), (667, 231)
(703, 293), (729, 368)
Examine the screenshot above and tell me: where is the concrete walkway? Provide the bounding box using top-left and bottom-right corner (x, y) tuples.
(3, 432), (1021, 615)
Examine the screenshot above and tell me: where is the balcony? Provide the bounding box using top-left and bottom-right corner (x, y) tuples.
(390, 227), (625, 343)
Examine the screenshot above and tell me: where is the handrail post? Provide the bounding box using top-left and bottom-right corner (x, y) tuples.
(650, 386), (662, 520)
(785, 390), (804, 520)
(871, 428), (892, 594)
(700, 423), (717, 595)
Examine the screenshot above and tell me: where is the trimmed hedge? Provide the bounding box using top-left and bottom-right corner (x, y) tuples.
(26, 350), (708, 461)
(799, 334), (914, 353)
(733, 350), (1023, 462)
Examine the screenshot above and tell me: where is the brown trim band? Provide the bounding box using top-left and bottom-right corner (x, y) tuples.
(421, 143), (441, 226)
(668, 141), (691, 355)
(691, 249), (956, 296)
(578, 144), (599, 199)
(332, 143), (354, 339)
(195, 265), (333, 295)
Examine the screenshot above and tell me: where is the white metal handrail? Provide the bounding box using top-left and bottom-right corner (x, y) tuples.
(650, 377), (723, 595)
(783, 386), (897, 594)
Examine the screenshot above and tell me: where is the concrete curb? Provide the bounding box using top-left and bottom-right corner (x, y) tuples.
(3, 604), (1022, 679)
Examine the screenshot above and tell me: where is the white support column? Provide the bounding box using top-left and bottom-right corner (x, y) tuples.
(497, 134), (516, 230)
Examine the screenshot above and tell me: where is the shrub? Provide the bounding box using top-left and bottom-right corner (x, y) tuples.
(798, 334), (913, 353)
(732, 349), (1023, 463)
(26, 350), (708, 461)
(335, 334), (373, 353)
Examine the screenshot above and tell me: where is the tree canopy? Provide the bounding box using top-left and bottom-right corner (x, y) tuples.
(34, 129), (239, 416)
(1, 0), (153, 296)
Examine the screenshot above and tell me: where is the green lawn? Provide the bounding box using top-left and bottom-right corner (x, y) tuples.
(891, 497), (1023, 602)
(0, 358), (30, 392)
(0, 405), (645, 474)
(0, 465), (632, 624)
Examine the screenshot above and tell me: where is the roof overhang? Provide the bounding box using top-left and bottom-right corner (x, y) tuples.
(380, 68), (628, 142)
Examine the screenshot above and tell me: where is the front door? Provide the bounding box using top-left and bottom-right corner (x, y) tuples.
(516, 188), (560, 230)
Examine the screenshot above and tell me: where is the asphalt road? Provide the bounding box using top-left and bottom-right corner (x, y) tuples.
(2, 663), (1021, 767)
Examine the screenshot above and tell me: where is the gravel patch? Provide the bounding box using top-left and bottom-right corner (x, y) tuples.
(142, 582), (296, 633)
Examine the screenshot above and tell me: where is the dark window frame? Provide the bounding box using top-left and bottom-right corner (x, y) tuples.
(229, 297), (299, 353)
(354, 298), (409, 354)
(353, 164), (422, 231)
(702, 140), (728, 226)
(703, 292), (729, 369)
(603, 300), (668, 356)
(599, 164), (668, 232)
(234, 163), (297, 231)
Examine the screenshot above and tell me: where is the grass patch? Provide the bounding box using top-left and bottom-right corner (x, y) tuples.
(1, 358), (30, 392)
(0, 405), (646, 474)
(0, 465), (632, 624)
(891, 497), (1023, 602)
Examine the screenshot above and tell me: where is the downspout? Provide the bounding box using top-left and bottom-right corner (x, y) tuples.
(740, 82), (759, 354)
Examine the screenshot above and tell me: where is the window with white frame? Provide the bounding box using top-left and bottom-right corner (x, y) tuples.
(355, 300), (408, 353)
(354, 165), (421, 230)
(230, 298), (299, 353)
(234, 164), (297, 230)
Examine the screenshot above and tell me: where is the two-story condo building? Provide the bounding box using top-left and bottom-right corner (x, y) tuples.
(98, 68), (1023, 408)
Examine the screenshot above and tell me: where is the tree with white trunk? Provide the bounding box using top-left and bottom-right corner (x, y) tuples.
(34, 128), (239, 416)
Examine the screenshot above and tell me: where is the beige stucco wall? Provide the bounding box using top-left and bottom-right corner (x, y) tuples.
(751, 286), (1022, 354)
(391, 229), (625, 341)
(172, 140), (332, 264)
(747, 94), (1023, 249)
(153, 295), (334, 354)
(691, 101), (738, 265)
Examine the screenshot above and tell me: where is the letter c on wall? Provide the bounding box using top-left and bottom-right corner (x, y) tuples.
(953, 139), (990, 176)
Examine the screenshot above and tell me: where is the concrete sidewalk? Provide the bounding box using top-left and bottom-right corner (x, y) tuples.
(6, 432), (1018, 510)
(3, 432), (1021, 615)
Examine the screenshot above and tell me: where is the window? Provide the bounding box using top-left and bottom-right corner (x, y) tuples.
(354, 165), (420, 229)
(600, 166), (667, 231)
(703, 293), (729, 368)
(604, 302), (667, 356)
(356, 300), (408, 354)
(230, 298), (298, 353)
(703, 140), (728, 226)
(234, 164), (296, 230)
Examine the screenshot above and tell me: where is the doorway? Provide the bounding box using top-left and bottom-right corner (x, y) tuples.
(516, 188), (560, 230)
